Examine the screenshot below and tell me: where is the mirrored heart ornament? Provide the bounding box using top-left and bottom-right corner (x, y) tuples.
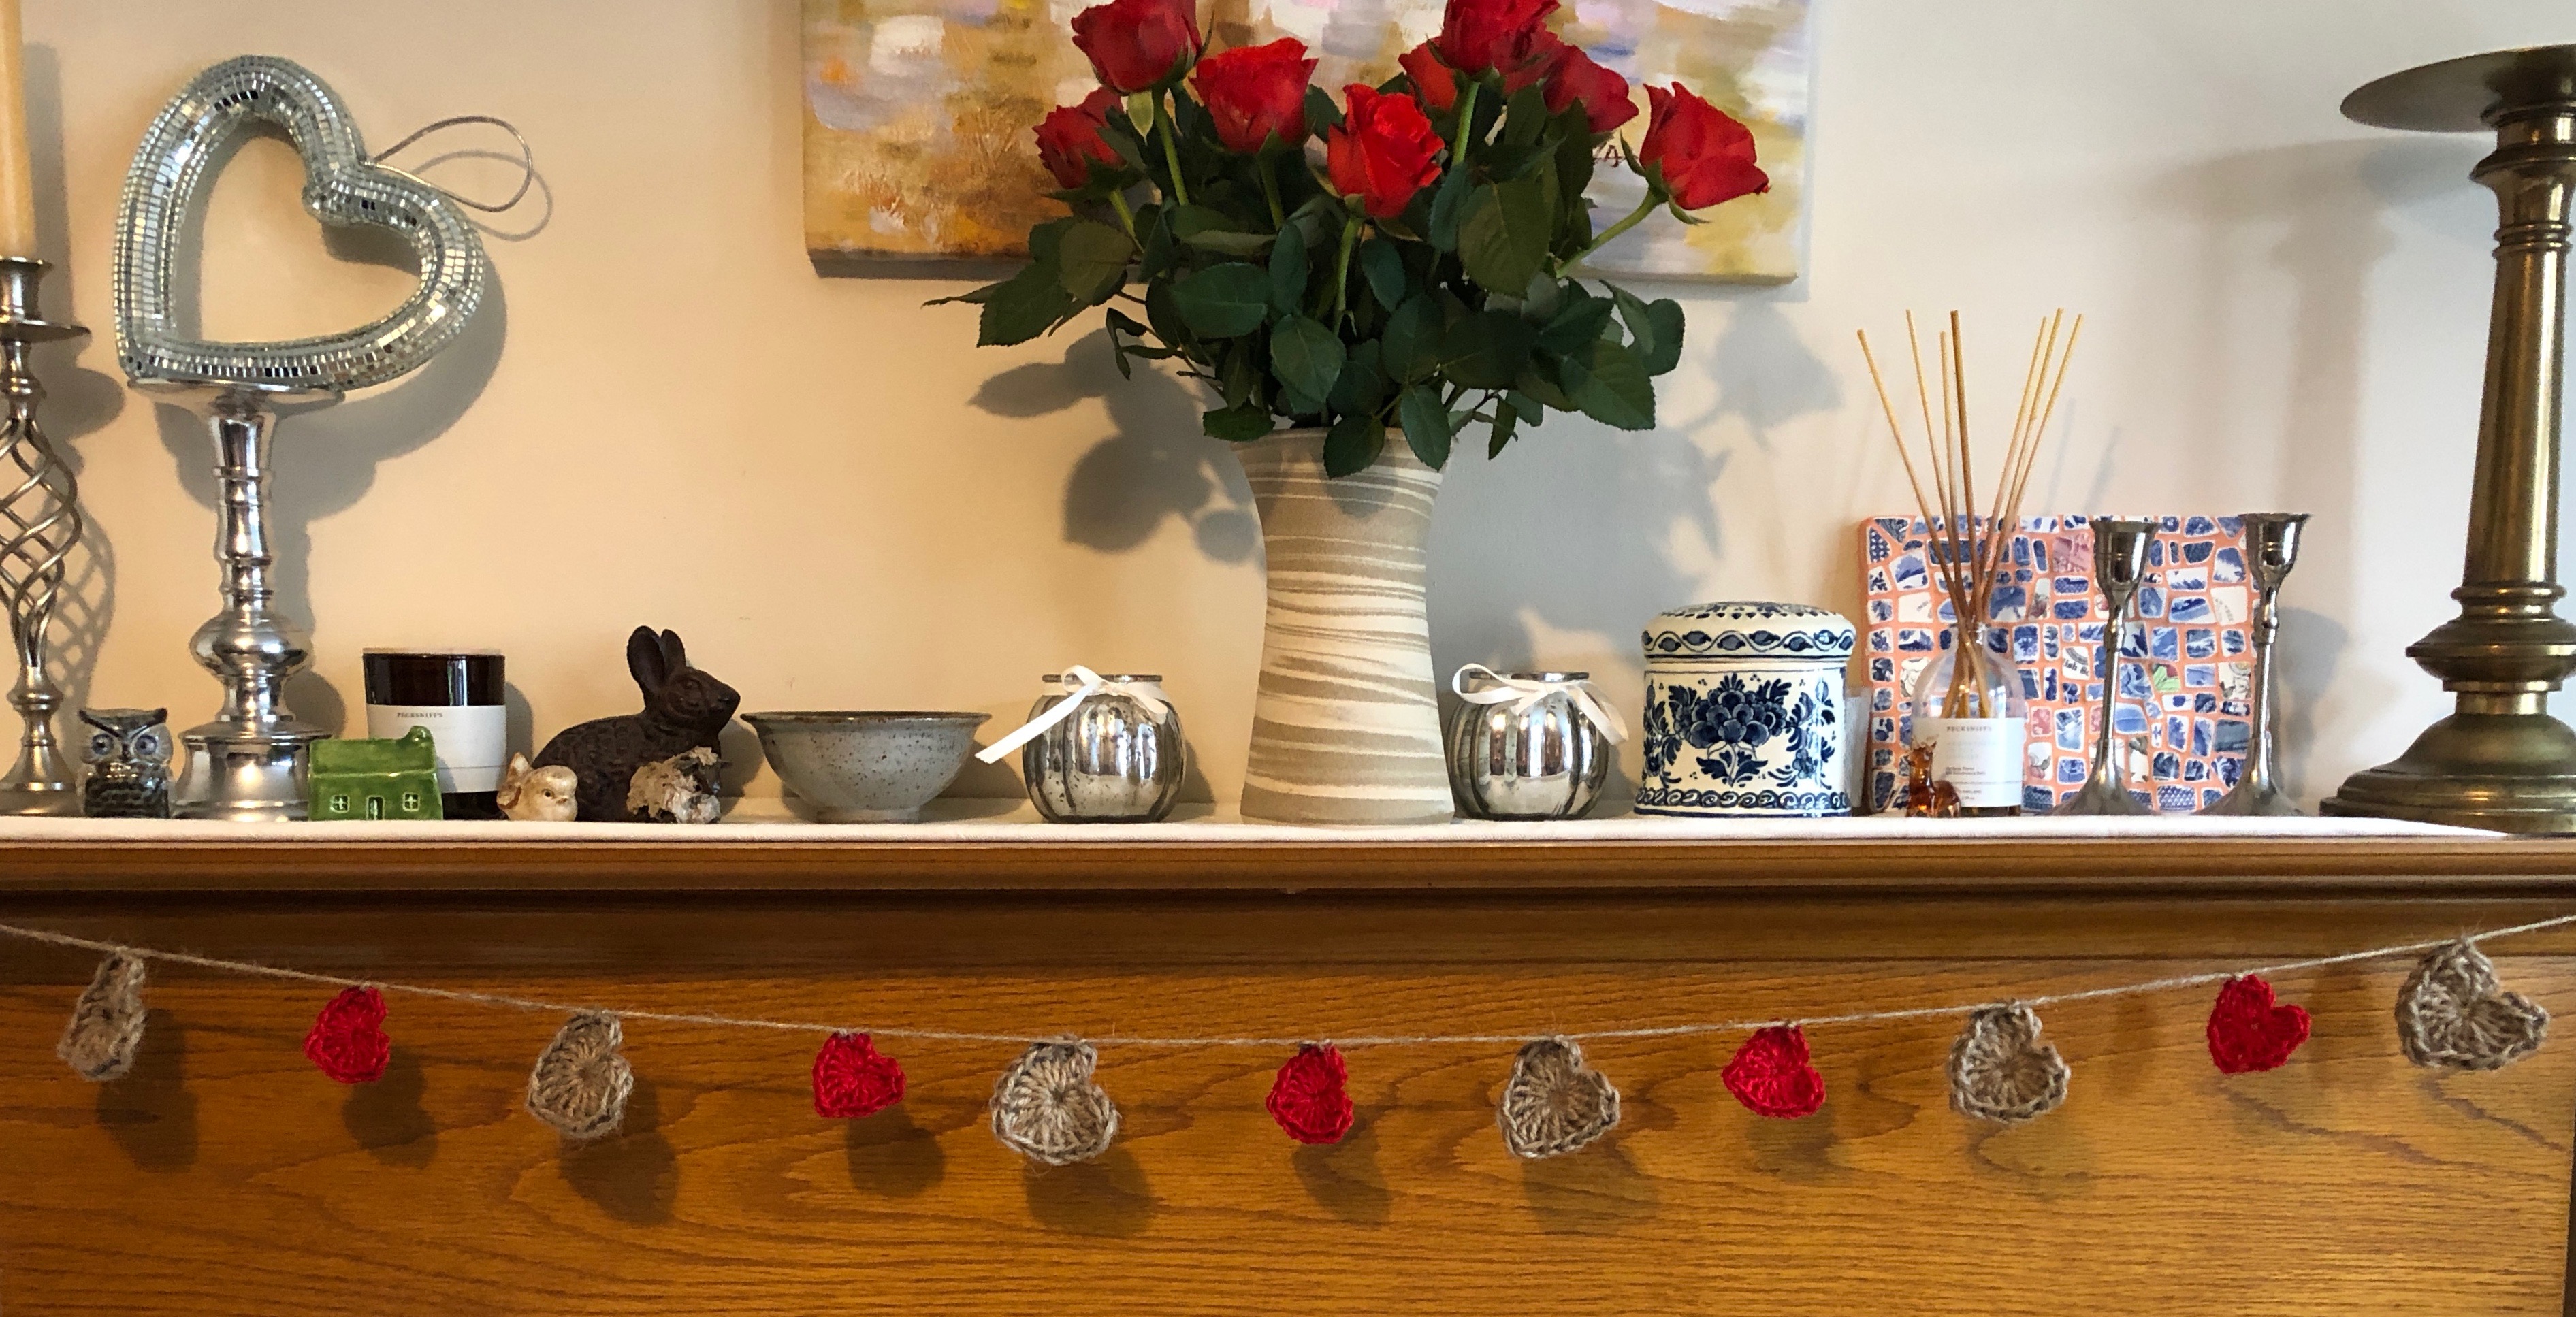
(113, 55), (488, 395)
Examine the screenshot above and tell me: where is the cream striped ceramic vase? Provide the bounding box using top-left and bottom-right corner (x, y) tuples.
(1234, 429), (1453, 824)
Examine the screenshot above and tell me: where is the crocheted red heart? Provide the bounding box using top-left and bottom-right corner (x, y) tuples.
(1723, 1025), (1825, 1118)
(1267, 1043), (1355, 1144)
(304, 986), (390, 1084)
(813, 1031), (906, 1118)
(2207, 975), (2309, 1073)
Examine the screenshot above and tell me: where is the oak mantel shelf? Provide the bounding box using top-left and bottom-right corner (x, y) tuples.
(3, 824), (2576, 900)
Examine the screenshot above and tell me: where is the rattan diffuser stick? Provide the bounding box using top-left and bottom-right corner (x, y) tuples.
(1856, 310), (2084, 718)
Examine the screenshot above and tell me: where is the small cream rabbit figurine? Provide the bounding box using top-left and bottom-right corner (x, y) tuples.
(496, 753), (579, 822)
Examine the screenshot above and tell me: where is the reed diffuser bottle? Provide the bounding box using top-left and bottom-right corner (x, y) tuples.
(1859, 308), (2083, 819)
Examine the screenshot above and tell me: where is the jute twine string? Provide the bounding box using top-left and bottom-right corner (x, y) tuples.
(2395, 939), (2551, 1071)
(1498, 1037), (1620, 1158)
(524, 1011), (634, 1139)
(1, 913), (2571, 1050)
(1948, 1003), (2070, 1124)
(990, 1040), (1119, 1165)
(57, 952), (148, 1082)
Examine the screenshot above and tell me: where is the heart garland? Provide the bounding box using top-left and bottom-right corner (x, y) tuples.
(2396, 939), (2551, 1071)
(2206, 975), (2308, 1074)
(812, 1031), (906, 1119)
(524, 1011), (634, 1140)
(990, 1040), (1120, 1165)
(1722, 1025), (1826, 1118)
(1948, 1003), (2070, 1124)
(303, 986), (391, 1084)
(1266, 1043), (1355, 1145)
(1497, 1037), (1620, 1158)
(57, 953), (148, 1082)
(113, 55), (489, 395)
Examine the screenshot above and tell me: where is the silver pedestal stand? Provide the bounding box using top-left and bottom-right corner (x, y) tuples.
(2052, 518), (2159, 816)
(150, 383), (338, 821)
(0, 258), (90, 816)
(2202, 513), (2310, 816)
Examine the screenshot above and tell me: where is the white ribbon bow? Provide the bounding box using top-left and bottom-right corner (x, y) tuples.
(1451, 664), (1627, 743)
(976, 666), (1174, 764)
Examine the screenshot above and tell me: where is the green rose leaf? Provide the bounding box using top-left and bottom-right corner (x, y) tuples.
(1171, 204), (1272, 255)
(1398, 385), (1453, 470)
(1269, 229), (1310, 316)
(1324, 412), (1386, 476)
(1428, 168), (1475, 253)
(1270, 314), (1347, 405)
(1202, 402), (1276, 442)
(1172, 263), (1273, 338)
(1056, 220), (1133, 304)
(976, 260), (1074, 346)
(1536, 289), (1615, 355)
(1358, 238), (1407, 314)
(1381, 294), (1445, 383)
(1562, 338), (1656, 430)
(1458, 177), (1551, 298)
(1641, 297), (1686, 375)
(1327, 338), (1389, 416)
(1304, 85), (1346, 132)
(1443, 310), (1539, 390)
(1486, 401), (1520, 457)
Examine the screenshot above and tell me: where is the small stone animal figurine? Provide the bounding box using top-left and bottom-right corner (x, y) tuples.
(496, 753), (579, 822)
(532, 627), (740, 822)
(80, 708), (173, 819)
(627, 747), (722, 824)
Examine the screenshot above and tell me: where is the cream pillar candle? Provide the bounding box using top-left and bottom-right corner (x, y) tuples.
(0, 0), (36, 257)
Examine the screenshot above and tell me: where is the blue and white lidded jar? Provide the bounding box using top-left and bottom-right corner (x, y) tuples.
(1637, 602), (1855, 817)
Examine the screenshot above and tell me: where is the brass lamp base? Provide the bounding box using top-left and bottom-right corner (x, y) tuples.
(2323, 713), (2576, 834)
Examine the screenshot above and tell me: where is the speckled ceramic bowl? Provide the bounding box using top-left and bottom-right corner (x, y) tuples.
(744, 711), (991, 823)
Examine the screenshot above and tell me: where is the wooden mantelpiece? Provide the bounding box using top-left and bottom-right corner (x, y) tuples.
(1, 829), (2571, 1314)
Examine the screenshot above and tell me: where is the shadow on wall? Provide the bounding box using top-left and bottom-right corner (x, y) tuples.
(2148, 137), (2474, 797)
(971, 329), (1257, 564)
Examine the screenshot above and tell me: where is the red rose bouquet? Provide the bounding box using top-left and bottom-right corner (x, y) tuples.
(940, 0), (1768, 475)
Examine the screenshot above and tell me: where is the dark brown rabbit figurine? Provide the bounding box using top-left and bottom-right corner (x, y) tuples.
(533, 627), (741, 822)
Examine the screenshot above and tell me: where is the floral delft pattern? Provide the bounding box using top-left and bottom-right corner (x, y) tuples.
(1859, 515), (2255, 814)
(1638, 672), (1844, 814)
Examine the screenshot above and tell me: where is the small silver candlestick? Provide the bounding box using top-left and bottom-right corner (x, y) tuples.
(0, 258), (91, 817)
(2054, 518), (2158, 817)
(2203, 513), (2310, 817)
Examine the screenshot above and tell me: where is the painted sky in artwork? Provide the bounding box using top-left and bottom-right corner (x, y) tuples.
(804, 0), (1808, 280)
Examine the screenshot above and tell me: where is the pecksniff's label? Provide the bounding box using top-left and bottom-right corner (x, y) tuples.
(366, 704), (508, 793)
(1924, 717), (2025, 809)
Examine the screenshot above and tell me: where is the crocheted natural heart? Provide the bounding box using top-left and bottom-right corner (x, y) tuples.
(2397, 939), (2550, 1071)
(1266, 1043), (1355, 1145)
(2206, 975), (2308, 1074)
(524, 1011), (633, 1139)
(57, 953), (148, 1082)
(1497, 1037), (1620, 1158)
(1948, 1003), (2070, 1124)
(113, 55), (487, 395)
(991, 1040), (1119, 1165)
(304, 986), (391, 1084)
(1722, 1025), (1826, 1118)
(812, 1031), (905, 1119)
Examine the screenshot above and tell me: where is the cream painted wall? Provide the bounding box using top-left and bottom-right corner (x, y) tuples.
(19, 1), (2571, 810)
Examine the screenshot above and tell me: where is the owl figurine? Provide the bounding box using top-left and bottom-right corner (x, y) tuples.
(80, 708), (174, 820)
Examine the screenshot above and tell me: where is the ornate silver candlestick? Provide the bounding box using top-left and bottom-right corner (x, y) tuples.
(2053, 518), (2157, 817)
(2204, 513), (2309, 817)
(114, 57), (490, 820)
(0, 258), (90, 816)
(2327, 46), (2576, 833)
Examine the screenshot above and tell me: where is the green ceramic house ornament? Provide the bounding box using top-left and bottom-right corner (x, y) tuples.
(309, 726), (444, 821)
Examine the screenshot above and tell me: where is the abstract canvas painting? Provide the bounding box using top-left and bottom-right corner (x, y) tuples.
(801, 0), (1809, 280)
(1860, 515), (2259, 815)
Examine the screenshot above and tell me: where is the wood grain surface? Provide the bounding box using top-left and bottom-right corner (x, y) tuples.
(0, 886), (2567, 1315)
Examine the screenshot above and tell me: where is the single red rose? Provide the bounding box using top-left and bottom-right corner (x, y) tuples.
(1035, 88), (1127, 189)
(813, 1031), (907, 1118)
(1499, 29), (1564, 95)
(2206, 975), (2311, 1074)
(1433, 0), (1558, 76)
(1398, 42), (1458, 113)
(304, 986), (390, 1085)
(1542, 42), (1635, 133)
(1192, 37), (1315, 152)
(1641, 84), (1767, 211)
(1327, 85), (1444, 219)
(1071, 0), (1201, 93)
(1721, 1024), (1825, 1119)
(1266, 1043), (1355, 1144)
